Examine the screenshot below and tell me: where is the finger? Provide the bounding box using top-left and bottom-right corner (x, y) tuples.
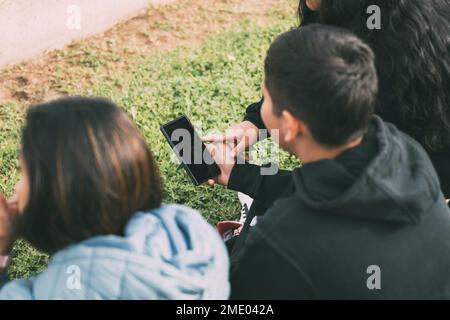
(202, 133), (231, 142)
(203, 131), (239, 143)
(207, 179), (215, 185)
(205, 143), (217, 157)
(202, 134), (223, 142)
(231, 139), (249, 158)
(235, 153), (250, 165)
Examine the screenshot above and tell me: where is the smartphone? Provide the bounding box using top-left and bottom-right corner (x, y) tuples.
(160, 115), (221, 186)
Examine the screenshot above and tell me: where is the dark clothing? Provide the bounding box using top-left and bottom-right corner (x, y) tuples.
(243, 99), (450, 198)
(243, 98), (266, 130)
(429, 149), (450, 200)
(0, 274), (8, 290)
(228, 117), (450, 299)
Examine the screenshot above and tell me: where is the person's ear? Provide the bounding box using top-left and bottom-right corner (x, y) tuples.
(306, 0), (321, 11)
(281, 110), (306, 143)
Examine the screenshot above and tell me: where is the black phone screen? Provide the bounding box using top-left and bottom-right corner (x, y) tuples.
(160, 115), (221, 185)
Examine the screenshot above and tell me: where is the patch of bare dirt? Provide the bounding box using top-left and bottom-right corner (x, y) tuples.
(0, 0), (294, 106)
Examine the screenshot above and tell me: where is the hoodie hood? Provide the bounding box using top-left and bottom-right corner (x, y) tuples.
(294, 116), (443, 225)
(0, 204), (230, 300)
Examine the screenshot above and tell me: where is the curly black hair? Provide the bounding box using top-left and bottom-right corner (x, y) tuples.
(298, 0), (450, 152)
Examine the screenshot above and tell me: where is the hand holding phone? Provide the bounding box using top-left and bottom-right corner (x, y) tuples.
(204, 142), (236, 186)
(160, 115), (221, 186)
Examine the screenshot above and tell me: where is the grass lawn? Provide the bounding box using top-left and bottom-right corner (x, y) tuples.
(0, 0), (299, 279)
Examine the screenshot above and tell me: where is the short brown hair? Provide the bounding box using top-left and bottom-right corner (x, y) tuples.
(20, 97), (163, 254)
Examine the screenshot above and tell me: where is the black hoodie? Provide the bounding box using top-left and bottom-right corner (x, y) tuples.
(229, 117), (450, 299)
(244, 99), (450, 198)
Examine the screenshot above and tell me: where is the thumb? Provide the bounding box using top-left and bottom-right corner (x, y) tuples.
(202, 134), (222, 142)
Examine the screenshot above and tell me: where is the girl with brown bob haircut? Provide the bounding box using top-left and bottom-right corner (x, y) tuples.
(0, 97), (230, 300)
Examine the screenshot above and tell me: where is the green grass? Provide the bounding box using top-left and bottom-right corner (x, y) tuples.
(0, 6), (298, 279)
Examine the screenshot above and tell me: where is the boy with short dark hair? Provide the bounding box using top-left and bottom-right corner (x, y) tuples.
(209, 24), (450, 299)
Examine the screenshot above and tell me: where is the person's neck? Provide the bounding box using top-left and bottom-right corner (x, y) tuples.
(295, 136), (364, 164)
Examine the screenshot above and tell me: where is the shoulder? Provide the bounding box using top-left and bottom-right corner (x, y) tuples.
(129, 203), (217, 240)
(255, 195), (306, 235)
(240, 195), (310, 263)
(0, 257), (89, 299)
(0, 278), (34, 300)
(141, 204), (220, 237)
(246, 195), (323, 266)
(144, 203), (206, 221)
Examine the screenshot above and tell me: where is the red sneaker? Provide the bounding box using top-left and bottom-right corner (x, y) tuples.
(216, 221), (243, 241)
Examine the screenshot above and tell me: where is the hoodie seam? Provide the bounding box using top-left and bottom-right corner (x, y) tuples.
(295, 116), (436, 223)
(367, 165), (437, 223)
(364, 118), (438, 222)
